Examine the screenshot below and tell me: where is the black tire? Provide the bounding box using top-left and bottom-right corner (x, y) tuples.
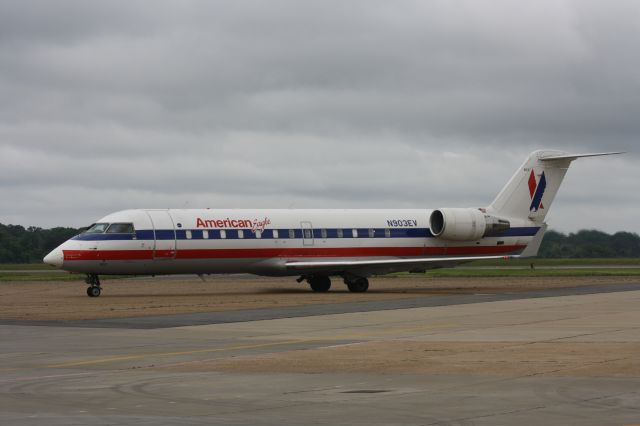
(87, 286), (101, 297)
(347, 278), (369, 293)
(309, 276), (331, 292)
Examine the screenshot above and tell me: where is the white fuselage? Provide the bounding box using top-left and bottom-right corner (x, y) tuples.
(46, 208), (537, 277)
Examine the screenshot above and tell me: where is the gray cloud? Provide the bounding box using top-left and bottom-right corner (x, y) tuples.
(0, 0), (638, 232)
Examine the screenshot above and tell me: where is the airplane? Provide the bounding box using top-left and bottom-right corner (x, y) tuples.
(43, 149), (622, 297)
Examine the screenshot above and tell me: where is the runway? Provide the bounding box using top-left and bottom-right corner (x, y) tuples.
(1, 283), (640, 425)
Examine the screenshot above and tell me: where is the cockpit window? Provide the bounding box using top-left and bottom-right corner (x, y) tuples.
(106, 223), (135, 234)
(84, 223), (109, 234)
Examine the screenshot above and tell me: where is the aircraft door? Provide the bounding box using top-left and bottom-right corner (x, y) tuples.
(301, 221), (314, 246)
(145, 210), (176, 259)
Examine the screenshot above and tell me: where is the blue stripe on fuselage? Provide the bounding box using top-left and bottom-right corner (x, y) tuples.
(71, 226), (540, 241)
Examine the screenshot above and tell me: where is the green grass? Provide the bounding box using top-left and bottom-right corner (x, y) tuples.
(468, 258), (640, 267)
(7, 257), (635, 271)
(0, 259), (639, 281)
(0, 273), (84, 281)
(0, 263), (59, 270)
(401, 268), (640, 278)
(0, 263), (82, 280)
(0, 273), (133, 281)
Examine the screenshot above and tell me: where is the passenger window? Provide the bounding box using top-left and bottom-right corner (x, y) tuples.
(352, 229), (358, 238)
(85, 223), (109, 234)
(273, 229), (279, 239)
(203, 230), (209, 239)
(384, 228), (391, 238)
(220, 230), (227, 239)
(186, 230), (192, 239)
(289, 229), (295, 239)
(368, 228), (374, 238)
(304, 229), (312, 239)
(337, 229), (343, 238)
(106, 223), (134, 234)
(321, 229), (327, 239)
(255, 230), (262, 239)
(238, 229), (244, 239)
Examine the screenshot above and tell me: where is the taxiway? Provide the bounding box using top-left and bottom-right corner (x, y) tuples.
(1, 279), (639, 425)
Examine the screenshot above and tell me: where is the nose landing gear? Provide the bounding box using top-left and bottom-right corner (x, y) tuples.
(85, 274), (102, 297)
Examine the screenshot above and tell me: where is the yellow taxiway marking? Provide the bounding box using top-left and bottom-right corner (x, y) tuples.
(47, 322), (457, 369)
(48, 339), (311, 369)
(316, 322), (457, 340)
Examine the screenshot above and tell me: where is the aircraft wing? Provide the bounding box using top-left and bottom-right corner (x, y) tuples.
(285, 254), (519, 275)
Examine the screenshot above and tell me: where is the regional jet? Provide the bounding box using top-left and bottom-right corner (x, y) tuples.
(44, 150), (621, 296)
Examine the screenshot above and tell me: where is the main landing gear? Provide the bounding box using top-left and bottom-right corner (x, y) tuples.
(85, 274), (101, 297)
(308, 275), (332, 292)
(344, 277), (369, 293)
(297, 275), (370, 293)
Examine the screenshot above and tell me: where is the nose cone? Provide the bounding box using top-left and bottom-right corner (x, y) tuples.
(43, 248), (64, 268)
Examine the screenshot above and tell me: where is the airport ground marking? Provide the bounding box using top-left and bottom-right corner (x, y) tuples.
(46, 339), (322, 369)
(46, 322), (458, 369)
(0, 371), (94, 385)
(318, 322), (458, 340)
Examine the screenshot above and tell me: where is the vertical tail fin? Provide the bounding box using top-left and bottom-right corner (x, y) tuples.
(488, 150), (623, 223)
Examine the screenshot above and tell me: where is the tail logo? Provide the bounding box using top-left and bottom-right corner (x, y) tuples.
(528, 170), (546, 212)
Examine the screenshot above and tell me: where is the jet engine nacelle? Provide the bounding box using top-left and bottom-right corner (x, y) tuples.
(429, 208), (510, 241)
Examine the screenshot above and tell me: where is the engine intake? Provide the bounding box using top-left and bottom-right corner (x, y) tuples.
(429, 208), (510, 241)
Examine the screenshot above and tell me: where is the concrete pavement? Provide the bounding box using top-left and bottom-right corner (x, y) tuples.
(1, 287), (639, 425)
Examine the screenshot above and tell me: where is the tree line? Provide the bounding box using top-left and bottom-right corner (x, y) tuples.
(537, 229), (640, 258)
(0, 223), (80, 263)
(0, 223), (638, 263)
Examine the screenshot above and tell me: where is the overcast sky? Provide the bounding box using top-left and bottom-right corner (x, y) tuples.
(1, 0), (638, 233)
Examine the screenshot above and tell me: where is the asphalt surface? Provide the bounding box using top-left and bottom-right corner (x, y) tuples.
(1, 282), (639, 425)
(0, 282), (637, 329)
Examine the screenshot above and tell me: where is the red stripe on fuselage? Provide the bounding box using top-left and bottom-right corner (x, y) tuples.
(63, 250), (154, 261)
(63, 245), (525, 262)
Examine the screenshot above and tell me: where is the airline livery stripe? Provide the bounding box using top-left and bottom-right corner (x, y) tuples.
(62, 245), (526, 261)
(71, 227), (540, 241)
(63, 250), (153, 261)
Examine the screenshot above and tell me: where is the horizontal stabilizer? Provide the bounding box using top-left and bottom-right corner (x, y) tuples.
(539, 152), (624, 162)
(488, 149), (624, 224)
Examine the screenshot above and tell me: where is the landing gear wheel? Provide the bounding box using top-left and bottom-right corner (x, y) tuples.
(347, 278), (369, 293)
(85, 274), (101, 297)
(308, 276), (331, 292)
